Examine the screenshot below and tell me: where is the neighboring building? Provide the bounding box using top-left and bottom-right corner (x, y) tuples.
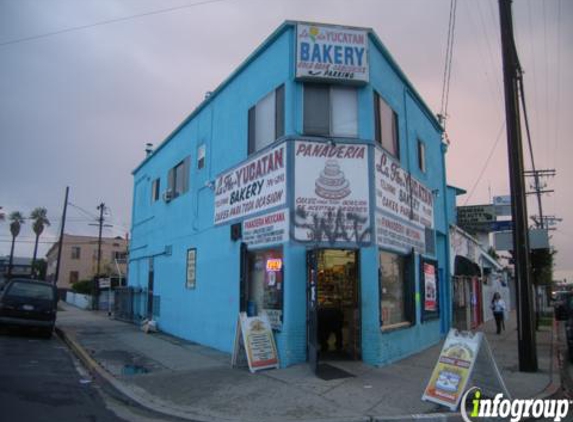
(129, 21), (453, 369)
(0, 256), (33, 285)
(46, 234), (128, 290)
(446, 186), (513, 330)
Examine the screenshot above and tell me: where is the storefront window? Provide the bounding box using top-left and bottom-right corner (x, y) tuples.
(247, 248), (284, 330)
(379, 251), (411, 329)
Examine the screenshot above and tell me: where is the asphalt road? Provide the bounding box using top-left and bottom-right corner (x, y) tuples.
(0, 328), (128, 422)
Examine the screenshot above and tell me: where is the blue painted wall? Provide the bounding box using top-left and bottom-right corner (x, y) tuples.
(129, 21), (451, 367)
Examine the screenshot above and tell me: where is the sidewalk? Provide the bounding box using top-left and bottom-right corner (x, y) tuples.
(55, 303), (558, 422)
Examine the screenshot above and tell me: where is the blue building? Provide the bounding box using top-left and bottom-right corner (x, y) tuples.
(129, 21), (453, 369)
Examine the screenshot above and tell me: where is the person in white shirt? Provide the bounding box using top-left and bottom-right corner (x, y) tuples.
(491, 292), (506, 334)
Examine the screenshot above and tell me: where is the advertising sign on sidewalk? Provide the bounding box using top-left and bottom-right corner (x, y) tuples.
(422, 330), (482, 410)
(232, 312), (279, 373)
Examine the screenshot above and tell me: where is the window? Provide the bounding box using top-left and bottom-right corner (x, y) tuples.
(418, 140), (426, 173)
(151, 178), (160, 202)
(197, 144), (206, 170)
(304, 84), (358, 137)
(167, 157), (190, 198)
(379, 251), (413, 329)
(69, 271), (79, 285)
(374, 92), (399, 157)
(112, 251), (127, 261)
(248, 85), (285, 154)
(244, 248), (284, 330)
(71, 246), (81, 260)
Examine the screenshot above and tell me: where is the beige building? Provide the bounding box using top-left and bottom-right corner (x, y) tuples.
(46, 234), (128, 289)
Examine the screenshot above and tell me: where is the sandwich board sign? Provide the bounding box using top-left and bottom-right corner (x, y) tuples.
(232, 312), (279, 373)
(422, 329), (510, 411)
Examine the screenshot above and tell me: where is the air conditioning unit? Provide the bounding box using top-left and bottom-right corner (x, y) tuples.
(163, 189), (173, 202)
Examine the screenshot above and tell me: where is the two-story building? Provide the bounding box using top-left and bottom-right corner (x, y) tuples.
(129, 21), (453, 369)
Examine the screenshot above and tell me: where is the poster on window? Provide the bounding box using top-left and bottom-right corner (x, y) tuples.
(293, 141), (370, 244)
(296, 24), (369, 83)
(242, 209), (289, 248)
(374, 148), (434, 229)
(214, 144), (286, 225)
(424, 262), (437, 312)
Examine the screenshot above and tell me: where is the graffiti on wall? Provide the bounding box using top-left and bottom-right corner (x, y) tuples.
(294, 206), (371, 244)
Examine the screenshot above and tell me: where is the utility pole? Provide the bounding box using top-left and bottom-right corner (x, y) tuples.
(498, 0), (537, 371)
(54, 187), (69, 287)
(90, 202), (105, 310)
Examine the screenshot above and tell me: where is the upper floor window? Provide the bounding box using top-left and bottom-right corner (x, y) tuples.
(197, 144), (206, 170)
(303, 84), (358, 137)
(168, 157), (190, 198)
(418, 140), (426, 173)
(151, 178), (160, 202)
(71, 246), (81, 260)
(374, 92), (399, 157)
(248, 85), (285, 154)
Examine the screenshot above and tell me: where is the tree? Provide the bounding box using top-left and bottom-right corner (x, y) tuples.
(7, 211), (25, 278)
(30, 207), (50, 276)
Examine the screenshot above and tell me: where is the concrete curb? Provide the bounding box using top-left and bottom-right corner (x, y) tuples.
(55, 322), (560, 422)
(55, 325), (371, 422)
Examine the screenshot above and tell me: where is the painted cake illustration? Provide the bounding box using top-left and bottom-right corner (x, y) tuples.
(315, 159), (351, 200)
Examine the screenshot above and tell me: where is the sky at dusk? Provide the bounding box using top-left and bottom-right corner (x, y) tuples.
(1, 0), (571, 280)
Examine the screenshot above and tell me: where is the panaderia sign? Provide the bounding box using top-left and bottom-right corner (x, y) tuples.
(214, 144), (286, 225)
(374, 148), (434, 254)
(296, 24), (369, 83)
(294, 141), (370, 244)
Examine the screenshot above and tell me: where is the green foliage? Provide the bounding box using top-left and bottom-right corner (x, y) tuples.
(32, 259), (47, 280)
(72, 279), (93, 295)
(531, 248), (556, 286)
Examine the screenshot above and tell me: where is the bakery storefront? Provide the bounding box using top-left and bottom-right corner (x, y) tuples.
(219, 138), (445, 370)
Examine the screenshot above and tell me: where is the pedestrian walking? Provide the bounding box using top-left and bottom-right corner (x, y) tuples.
(491, 292), (506, 334)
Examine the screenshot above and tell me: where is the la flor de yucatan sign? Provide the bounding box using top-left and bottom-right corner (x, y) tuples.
(296, 23), (369, 83)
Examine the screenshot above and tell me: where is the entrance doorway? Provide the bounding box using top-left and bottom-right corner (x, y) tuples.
(308, 249), (360, 365)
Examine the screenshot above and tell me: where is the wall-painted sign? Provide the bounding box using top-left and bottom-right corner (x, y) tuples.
(374, 148), (434, 254)
(493, 195), (511, 206)
(296, 24), (369, 83)
(232, 312), (279, 373)
(374, 149), (434, 229)
(422, 330), (482, 410)
(214, 145), (286, 225)
(242, 209), (289, 248)
(293, 141), (370, 244)
(376, 213), (425, 254)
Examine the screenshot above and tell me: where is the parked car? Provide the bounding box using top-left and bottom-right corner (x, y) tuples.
(554, 291), (572, 321)
(0, 278), (58, 338)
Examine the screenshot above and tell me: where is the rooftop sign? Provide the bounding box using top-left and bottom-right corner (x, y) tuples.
(296, 24), (369, 83)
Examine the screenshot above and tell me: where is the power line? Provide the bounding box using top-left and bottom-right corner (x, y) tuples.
(0, 0), (233, 48)
(439, 0), (458, 129)
(463, 121), (506, 205)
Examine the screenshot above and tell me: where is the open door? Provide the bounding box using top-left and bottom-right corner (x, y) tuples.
(306, 249), (319, 374)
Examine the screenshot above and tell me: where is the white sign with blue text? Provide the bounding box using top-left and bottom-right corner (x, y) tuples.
(296, 24), (369, 83)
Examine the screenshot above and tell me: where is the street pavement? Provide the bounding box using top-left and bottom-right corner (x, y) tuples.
(56, 303), (559, 422)
(0, 327), (128, 422)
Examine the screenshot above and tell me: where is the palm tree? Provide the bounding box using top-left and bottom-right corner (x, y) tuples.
(30, 207), (50, 277)
(7, 211), (25, 279)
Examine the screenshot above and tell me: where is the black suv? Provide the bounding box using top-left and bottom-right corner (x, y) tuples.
(0, 279), (58, 338)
